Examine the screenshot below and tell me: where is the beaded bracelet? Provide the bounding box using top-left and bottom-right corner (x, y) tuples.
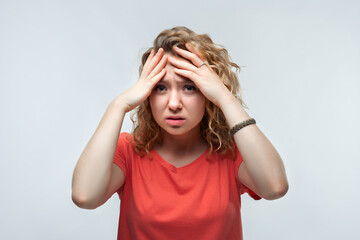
(229, 118), (256, 136)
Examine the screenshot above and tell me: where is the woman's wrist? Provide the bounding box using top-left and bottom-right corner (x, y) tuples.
(218, 93), (251, 127)
(216, 90), (236, 108)
(110, 95), (129, 115)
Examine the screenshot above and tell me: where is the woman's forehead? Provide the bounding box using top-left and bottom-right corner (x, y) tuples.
(161, 55), (193, 84)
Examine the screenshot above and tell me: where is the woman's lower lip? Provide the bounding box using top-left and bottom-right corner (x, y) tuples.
(165, 119), (185, 126)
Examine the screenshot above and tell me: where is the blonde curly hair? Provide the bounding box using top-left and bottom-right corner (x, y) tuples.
(131, 26), (245, 158)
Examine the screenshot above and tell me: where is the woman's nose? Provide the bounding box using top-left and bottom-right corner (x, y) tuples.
(168, 90), (182, 111)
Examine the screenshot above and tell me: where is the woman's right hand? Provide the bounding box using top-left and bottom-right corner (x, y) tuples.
(116, 48), (167, 112)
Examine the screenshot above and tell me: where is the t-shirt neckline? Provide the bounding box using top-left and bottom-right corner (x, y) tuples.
(151, 147), (210, 174)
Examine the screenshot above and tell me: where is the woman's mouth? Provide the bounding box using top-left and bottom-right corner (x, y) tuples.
(166, 117), (185, 126)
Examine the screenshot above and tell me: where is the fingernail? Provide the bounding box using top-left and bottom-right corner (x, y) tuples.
(169, 57), (174, 61)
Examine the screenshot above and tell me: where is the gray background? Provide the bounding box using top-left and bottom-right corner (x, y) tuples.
(1, 0), (359, 239)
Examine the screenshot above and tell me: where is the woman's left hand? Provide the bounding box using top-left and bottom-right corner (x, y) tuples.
(170, 43), (232, 107)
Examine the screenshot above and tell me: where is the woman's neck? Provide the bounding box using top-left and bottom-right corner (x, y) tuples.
(156, 127), (208, 156)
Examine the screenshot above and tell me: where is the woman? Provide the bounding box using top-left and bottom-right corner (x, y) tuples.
(72, 26), (288, 240)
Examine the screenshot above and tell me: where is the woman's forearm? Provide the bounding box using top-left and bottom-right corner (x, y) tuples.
(71, 96), (127, 208)
(71, 50), (168, 208)
(219, 94), (288, 199)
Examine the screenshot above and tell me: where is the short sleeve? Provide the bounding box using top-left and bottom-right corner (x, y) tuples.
(234, 148), (262, 200)
(113, 132), (132, 177)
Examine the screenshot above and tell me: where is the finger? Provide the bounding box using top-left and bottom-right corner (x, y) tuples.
(148, 55), (168, 79)
(142, 49), (155, 74)
(168, 56), (197, 72)
(147, 48), (164, 70)
(148, 68), (167, 87)
(173, 46), (203, 67)
(185, 43), (206, 62)
(173, 68), (199, 83)
(143, 48), (164, 76)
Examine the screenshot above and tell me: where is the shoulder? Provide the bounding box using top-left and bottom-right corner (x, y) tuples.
(115, 132), (137, 157)
(117, 132), (134, 146)
(208, 146), (240, 161)
(206, 148), (240, 167)
(119, 132), (132, 140)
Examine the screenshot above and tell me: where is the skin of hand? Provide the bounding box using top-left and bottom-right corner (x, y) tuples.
(170, 43), (289, 200)
(169, 44), (233, 107)
(120, 48), (168, 113)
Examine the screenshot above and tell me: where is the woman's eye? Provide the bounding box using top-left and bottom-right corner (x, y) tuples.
(184, 85), (197, 92)
(154, 85), (166, 92)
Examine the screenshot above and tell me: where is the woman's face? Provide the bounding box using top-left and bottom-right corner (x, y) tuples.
(149, 53), (206, 137)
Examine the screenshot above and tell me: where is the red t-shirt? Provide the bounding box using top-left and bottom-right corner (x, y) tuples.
(113, 132), (260, 240)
